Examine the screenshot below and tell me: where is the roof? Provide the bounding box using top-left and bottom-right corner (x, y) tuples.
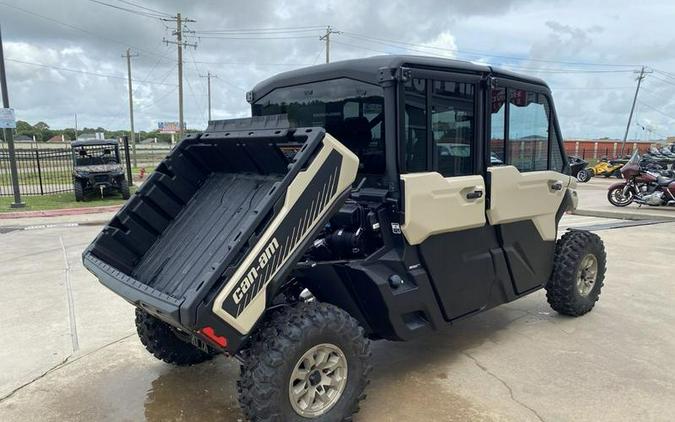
(71, 139), (119, 147)
(250, 55), (549, 101)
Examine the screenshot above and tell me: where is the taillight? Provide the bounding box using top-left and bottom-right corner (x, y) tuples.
(200, 326), (227, 348)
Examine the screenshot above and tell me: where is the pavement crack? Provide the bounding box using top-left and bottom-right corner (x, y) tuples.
(0, 333), (135, 405)
(464, 351), (546, 422)
(0, 355), (71, 404)
(59, 236), (80, 353)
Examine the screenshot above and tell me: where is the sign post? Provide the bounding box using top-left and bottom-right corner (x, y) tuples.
(0, 24), (24, 208)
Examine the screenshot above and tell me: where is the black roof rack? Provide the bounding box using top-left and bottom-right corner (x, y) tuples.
(71, 139), (119, 147)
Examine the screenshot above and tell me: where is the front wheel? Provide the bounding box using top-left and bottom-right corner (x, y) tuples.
(546, 230), (606, 316)
(73, 180), (85, 202)
(607, 186), (634, 207)
(238, 302), (371, 422)
(576, 168), (591, 183)
(120, 178), (130, 199)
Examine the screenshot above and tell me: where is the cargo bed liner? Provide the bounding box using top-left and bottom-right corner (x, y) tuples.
(132, 173), (280, 299)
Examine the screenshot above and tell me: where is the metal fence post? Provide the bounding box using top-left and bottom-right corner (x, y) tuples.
(34, 149), (43, 195)
(122, 136), (133, 185)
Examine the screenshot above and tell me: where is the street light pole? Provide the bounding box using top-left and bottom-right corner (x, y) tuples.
(0, 23), (24, 208)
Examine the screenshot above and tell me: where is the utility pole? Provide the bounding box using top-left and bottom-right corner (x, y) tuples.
(320, 26), (339, 64)
(123, 48), (139, 167)
(74, 113), (78, 140)
(199, 71), (217, 122)
(0, 24), (24, 208)
(621, 66), (651, 155)
(163, 13), (196, 139)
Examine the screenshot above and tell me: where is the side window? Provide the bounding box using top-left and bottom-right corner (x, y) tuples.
(508, 89), (549, 172)
(404, 78), (427, 172)
(489, 87), (506, 166)
(432, 80), (474, 176)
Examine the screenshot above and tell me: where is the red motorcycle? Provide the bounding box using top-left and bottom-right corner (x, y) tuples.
(607, 151), (675, 207)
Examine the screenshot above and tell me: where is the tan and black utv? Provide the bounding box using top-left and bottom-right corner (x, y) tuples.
(84, 55), (606, 421)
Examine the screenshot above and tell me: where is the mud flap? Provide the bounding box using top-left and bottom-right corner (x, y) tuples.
(211, 134), (359, 334)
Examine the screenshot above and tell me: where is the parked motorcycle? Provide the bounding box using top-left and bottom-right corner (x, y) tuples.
(607, 151), (675, 207)
(583, 157), (625, 180)
(569, 156), (590, 182)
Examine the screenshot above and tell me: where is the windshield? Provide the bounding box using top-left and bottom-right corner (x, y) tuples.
(252, 78), (385, 175)
(626, 150), (640, 166)
(73, 146), (119, 166)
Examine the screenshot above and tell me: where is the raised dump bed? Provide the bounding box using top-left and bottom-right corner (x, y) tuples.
(83, 117), (330, 327)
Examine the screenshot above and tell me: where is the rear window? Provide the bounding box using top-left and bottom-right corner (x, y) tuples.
(252, 78), (385, 175)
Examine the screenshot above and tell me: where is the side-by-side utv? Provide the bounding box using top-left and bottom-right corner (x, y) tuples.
(83, 55), (606, 421)
(71, 139), (130, 201)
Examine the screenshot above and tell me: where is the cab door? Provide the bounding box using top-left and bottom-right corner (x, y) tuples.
(399, 71), (501, 320)
(486, 79), (571, 294)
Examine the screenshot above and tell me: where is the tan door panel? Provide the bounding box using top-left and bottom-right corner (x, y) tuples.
(401, 173), (486, 245)
(486, 166), (570, 241)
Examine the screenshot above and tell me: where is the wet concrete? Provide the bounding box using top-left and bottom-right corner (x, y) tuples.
(0, 218), (674, 421)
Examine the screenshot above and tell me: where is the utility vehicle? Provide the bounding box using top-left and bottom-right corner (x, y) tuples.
(83, 56), (606, 421)
(71, 139), (130, 201)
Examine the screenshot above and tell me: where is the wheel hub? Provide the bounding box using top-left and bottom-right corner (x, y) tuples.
(576, 254), (598, 296)
(289, 343), (348, 418)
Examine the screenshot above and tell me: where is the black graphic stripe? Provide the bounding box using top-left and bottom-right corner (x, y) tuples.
(221, 149), (344, 317)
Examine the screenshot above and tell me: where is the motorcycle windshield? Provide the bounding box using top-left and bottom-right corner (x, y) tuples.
(626, 151), (640, 166)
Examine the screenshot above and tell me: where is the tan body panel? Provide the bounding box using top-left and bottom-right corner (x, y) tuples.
(486, 166), (570, 241)
(211, 134), (359, 334)
(401, 173), (486, 245)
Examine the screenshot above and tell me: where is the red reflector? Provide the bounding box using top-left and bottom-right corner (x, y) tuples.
(200, 326), (227, 347)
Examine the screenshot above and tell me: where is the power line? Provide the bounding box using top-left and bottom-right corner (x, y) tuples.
(0, 2), (170, 60)
(85, 0), (169, 19)
(637, 100), (675, 122)
(190, 35), (319, 40)
(193, 25), (325, 34)
(4, 57), (177, 86)
(339, 31), (641, 68)
(331, 40), (638, 74)
(115, 0), (172, 17)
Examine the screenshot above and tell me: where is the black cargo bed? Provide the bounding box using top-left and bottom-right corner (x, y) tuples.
(132, 173), (279, 299)
(83, 117), (327, 327)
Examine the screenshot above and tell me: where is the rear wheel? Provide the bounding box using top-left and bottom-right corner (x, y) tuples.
(73, 180), (85, 202)
(546, 230), (606, 316)
(120, 178), (130, 199)
(135, 309), (216, 366)
(238, 302), (371, 422)
(607, 186), (633, 207)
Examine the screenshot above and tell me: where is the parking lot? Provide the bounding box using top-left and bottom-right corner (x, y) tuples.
(0, 204), (674, 421)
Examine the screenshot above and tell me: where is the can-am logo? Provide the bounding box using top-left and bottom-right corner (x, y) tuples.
(233, 238), (280, 305)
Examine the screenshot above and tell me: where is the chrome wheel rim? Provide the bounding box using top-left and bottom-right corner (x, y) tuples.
(576, 254), (598, 296)
(289, 343), (348, 417)
(611, 189), (632, 205)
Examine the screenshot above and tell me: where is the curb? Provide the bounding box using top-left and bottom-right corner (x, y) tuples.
(0, 205), (121, 220)
(573, 208), (675, 222)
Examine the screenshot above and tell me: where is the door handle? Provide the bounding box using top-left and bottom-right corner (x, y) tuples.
(551, 180), (564, 191)
(466, 190), (483, 200)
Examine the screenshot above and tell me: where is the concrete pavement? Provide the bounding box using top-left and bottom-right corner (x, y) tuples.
(0, 216), (674, 421)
